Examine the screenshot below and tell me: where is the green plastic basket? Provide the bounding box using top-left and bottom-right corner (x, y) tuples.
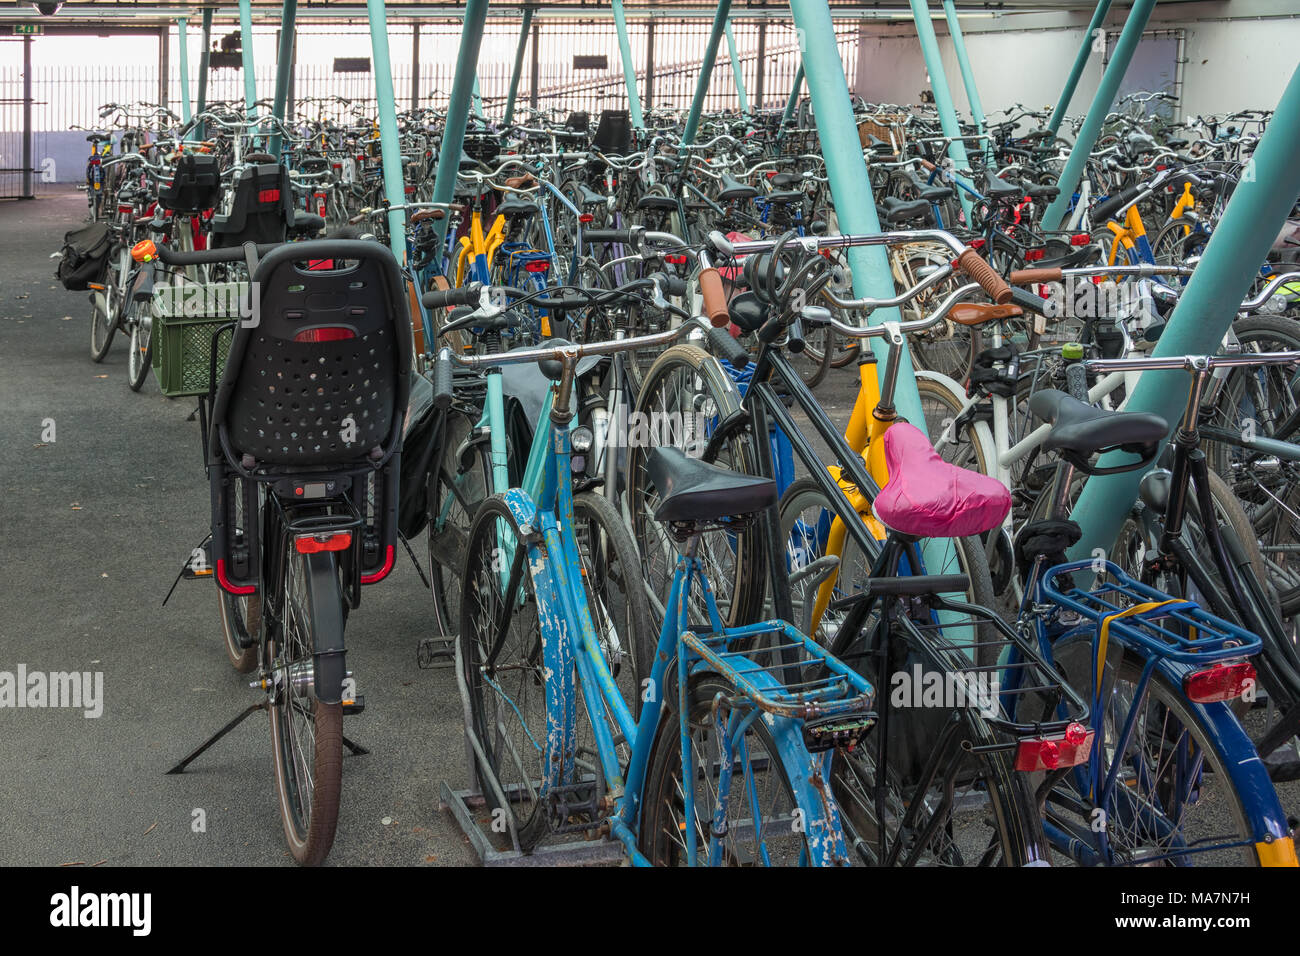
(151, 281), (246, 398)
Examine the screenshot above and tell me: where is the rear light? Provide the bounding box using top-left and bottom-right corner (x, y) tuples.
(524, 260), (549, 273)
(131, 239), (157, 263)
(665, 254), (688, 265)
(216, 559), (257, 595)
(1024, 249), (1044, 262)
(295, 532), (352, 554)
(361, 544), (396, 584)
(1070, 234), (1091, 246)
(293, 327), (356, 343)
(258, 188), (281, 203)
(1014, 722), (1093, 771)
(1184, 661), (1256, 703)
(579, 213), (594, 224)
(118, 204), (133, 215)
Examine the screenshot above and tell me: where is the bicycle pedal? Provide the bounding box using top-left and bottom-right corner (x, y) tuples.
(545, 779), (604, 835)
(802, 712), (876, 753)
(342, 694), (365, 715)
(416, 636), (455, 669)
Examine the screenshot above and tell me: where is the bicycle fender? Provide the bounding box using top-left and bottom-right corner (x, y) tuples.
(303, 551), (348, 705)
(915, 369), (997, 473)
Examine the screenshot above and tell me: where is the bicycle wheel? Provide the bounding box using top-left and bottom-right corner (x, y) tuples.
(426, 408), (489, 638)
(268, 548), (344, 866)
(917, 377), (990, 475)
(125, 296), (152, 392)
(459, 494), (554, 851)
(638, 673), (812, 866)
(90, 257), (121, 362)
(791, 323), (833, 388)
(1048, 643), (1263, 866)
(828, 625), (1044, 866)
(627, 344), (766, 628)
(217, 476), (261, 673)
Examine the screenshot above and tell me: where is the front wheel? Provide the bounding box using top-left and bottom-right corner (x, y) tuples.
(125, 297), (152, 392)
(268, 549), (344, 866)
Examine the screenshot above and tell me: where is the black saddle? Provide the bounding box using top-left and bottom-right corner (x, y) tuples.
(719, 174), (758, 202)
(497, 197), (539, 219)
(878, 196), (933, 225)
(637, 193), (678, 212)
(645, 446), (776, 523)
(1029, 389), (1167, 473)
(1026, 183), (1060, 200)
(983, 171), (1023, 201)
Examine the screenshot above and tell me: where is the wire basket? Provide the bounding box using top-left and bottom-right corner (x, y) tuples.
(151, 280), (244, 398)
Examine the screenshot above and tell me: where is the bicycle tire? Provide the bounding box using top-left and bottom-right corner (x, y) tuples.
(426, 407), (490, 638)
(626, 344), (766, 628)
(126, 296), (152, 392)
(90, 259), (120, 362)
(268, 548), (344, 866)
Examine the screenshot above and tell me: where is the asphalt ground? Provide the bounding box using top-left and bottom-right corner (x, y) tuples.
(2, 189), (1293, 867)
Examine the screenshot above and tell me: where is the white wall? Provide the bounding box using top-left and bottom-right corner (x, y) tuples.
(851, 0), (1299, 125)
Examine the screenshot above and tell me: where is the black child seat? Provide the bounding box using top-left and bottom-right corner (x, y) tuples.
(207, 239), (412, 589)
(593, 109), (632, 155)
(158, 152), (222, 214)
(646, 446), (776, 524)
(210, 163), (295, 248)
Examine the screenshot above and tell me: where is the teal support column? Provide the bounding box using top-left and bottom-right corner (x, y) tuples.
(177, 18), (192, 124)
(196, 6), (212, 137)
(1048, 0), (1113, 136)
(238, 0), (257, 117)
(1069, 65), (1300, 561)
(724, 20), (749, 114)
(269, 0), (297, 156)
(610, 0), (645, 128)
(430, 0), (490, 249)
(681, 0), (731, 146)
(941, 0), (988, 162)
(781, 61), (804, 127)
(909, 0), (974, 222)
(367, 0), (408, 262)
(1041, 0), (1156, 231)
(503, 6), (534, 126)
(790, 0), (958, 597)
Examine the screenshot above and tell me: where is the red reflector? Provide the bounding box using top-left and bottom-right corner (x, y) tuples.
(967, 239), (986, 251)
(405, 185), (416, 194)
(118, 205), (133, 215)
(306, 259), (335, 271)
(1024, 249), (1045, 262)
(294, 327), (356, 343)
(525, 260), (549, 273)
(1014, 723), (1093, 771)
(1184, 661), (1256, 703)
(258, 188), (280, 203)
(295, 532), (352, 554)
(216, 559), (257, 596)
(361, 544), (396, 584)
(579, 214), (594, 224)
(1070, 234), (1091, 246)
(665, 254), (688, 265)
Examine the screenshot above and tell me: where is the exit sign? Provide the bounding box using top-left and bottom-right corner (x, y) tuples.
(13, 24), (44, 35)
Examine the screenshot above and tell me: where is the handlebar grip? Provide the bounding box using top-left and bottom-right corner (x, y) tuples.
(430, 355), (454, 411)
(1007, 286), (1050, 316)
(583, 229), (636, 246)
(917, 159), (937, 171)
(956, 249), (1013, 304)
(421, 283), (481, 309)
(707, 326), (751, 370)
(698, 266), (731, 327)
(1009, 267), (1063, 284)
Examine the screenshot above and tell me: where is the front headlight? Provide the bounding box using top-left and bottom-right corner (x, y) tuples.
(570, 426), (594, 454)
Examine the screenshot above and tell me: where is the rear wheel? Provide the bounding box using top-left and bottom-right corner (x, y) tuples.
(126, 296), (152, 392)
(268, 549), (344, 866)
(90, 258), (121, 362)
(426, 408), (490, 638)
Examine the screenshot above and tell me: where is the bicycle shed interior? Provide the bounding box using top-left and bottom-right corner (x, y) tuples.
(2, 0), (1300, 893)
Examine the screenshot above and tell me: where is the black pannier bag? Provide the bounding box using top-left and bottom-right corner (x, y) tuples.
(56, 221), (112, 290)
(157, 152), (221, 214)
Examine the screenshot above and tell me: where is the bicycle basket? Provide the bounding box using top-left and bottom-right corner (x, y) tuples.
(151, 280), (243, 397)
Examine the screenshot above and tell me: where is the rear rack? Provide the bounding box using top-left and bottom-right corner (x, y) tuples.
(1040, 559), (1262, 664)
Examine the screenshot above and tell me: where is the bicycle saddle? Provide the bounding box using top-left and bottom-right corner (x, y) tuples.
(1025, 183), (1060, 200)
(1029, 389), (1168, 473)
(877, 196), (932, 225)
(904, 172), (951, 203)
(718, 174), (758, 202)
(983, 171), (1023, 201)
(873, 423), (1011, 538)
(645, 446), (776, 524)
(636, 194), (677, 212)
(496, 197), (539, 219)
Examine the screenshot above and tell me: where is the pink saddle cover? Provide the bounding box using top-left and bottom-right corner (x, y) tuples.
(873, 423), (1010, 538)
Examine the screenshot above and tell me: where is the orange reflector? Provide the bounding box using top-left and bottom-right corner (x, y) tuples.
(131, 239), (157, 263)
(1184, 661), (1256, 703)
(295, 532), (352, 554)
